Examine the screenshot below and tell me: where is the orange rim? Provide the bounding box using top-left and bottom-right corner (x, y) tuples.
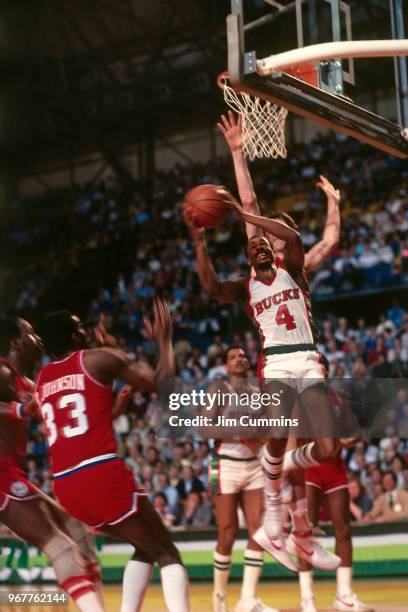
(216, 71), (230, 90)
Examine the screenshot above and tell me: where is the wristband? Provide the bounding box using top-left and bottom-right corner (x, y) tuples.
(10, 402), (24, 419)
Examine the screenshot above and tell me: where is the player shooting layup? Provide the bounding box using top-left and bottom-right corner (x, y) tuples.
(184, 187), (341, 567)
(219, 114), (371, 611)
(35, 299), (190, 612)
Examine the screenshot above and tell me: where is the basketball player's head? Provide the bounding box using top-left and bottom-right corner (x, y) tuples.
(0, 317), (43, 362)
(224, 345), (249, 378)
(40, 311), (88, 358)
(246, 235), (274, 271)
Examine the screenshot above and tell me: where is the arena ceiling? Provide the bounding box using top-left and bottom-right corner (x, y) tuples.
(0, 0), (400, 176)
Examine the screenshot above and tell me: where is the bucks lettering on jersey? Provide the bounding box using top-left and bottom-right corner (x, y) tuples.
(248, 267), (317, 348)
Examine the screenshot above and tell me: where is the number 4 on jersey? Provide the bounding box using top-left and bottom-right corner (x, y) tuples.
(275, 304), (297, 330)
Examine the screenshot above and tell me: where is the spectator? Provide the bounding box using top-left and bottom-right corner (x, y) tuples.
(153, 492), (176, 528)
(179, 492), (212, 528)
(364, 471), (408, 522)
(176, 466), (205, 500)
(207, 335), (227, 363)
(156, 473), (179, 513)
(348, 479), (372, 521)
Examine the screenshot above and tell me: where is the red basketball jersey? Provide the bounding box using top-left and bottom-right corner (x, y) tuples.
(0, 358), (34, 469)
(35, 351), (116, 475)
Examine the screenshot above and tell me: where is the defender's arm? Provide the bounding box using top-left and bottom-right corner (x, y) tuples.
(305, 176), (340, 275)
(217, 112), (262, 239)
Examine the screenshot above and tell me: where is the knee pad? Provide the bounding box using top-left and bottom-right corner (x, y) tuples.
(64, 516), (97, 563)
(42, 534), (85, 584)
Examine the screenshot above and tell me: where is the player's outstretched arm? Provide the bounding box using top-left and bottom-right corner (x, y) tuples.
(304, 175), (340, 275)
(85, 299), (175, 392)
(84, 347), (156, 392)
(183, 204), (248, 304)
(143, 297), (175, 381)
(217, 111), (262, 240)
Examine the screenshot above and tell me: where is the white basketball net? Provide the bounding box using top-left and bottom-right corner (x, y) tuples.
(218, 73), (288, 160)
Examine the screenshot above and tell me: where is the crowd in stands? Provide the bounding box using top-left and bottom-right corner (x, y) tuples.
(1, 132), (408, 530)
(1, 132), (408, 325)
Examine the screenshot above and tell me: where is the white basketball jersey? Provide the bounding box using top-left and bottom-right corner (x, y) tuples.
(248, 267), (316, 348)
(217, 381), (260, 459)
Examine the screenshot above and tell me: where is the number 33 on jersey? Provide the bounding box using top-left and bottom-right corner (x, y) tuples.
(35, 351), (116, 475)
(247, 267), (316, 347)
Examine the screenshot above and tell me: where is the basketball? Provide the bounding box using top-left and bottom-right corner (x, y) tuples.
(186, 184), (231, 229)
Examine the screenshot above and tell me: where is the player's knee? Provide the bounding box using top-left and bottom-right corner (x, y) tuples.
(333, 520), (351, 543)
(155, 543), (182, 568)
(64, 515), (95, 561)
(217, 523), (238, 553)
(132, 548), (155, 565)
(42, 534), (85, 584)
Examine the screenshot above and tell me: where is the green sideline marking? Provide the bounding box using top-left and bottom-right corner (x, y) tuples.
(97, 544), (408, 569)
(1, 544), (406, 571)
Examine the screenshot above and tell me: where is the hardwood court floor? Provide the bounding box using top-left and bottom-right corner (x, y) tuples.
(0, 580), (406, 611)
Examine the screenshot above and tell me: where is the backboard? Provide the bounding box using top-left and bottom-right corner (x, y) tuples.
(225, 0), (408, 158)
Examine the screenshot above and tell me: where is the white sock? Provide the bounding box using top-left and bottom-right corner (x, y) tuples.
(337, 566), (353, 597)
(94, 581), (105, 610)
(282, 443), (320, 472)
(263, 489), (283, 539)
(240, 549), (263, 601)
(121, 560), (153, 612)
(299, 570), (314, 599)
(289, 498), (312, 535)
(75, 591), (105, 612)
(160, 563), (189, 612)
(213, 552), (231, 595)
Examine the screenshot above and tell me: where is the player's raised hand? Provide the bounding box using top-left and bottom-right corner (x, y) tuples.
(143, 297), (173, 345)
(94, 313), (117, 348)
(113, 385), (133, 417)
(217, 111), (243, 152)
(317, 175), (340, 205)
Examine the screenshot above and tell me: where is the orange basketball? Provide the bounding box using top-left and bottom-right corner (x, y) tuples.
(186, 184), (231, 229)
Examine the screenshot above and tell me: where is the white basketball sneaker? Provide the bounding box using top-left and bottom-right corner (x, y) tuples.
(333, 593), (374, 611)
(234, 597), (279, 612)
(213, 592), (228, 612)
(300, 596), (318, 612)
(286, 531), (341, 570)
(253, 526), (298, 572)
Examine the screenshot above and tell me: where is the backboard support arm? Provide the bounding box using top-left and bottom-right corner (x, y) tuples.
(390, 0), (408, 128)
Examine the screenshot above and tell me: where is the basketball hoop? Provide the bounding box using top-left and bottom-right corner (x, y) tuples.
(217, 71), (288, 161)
